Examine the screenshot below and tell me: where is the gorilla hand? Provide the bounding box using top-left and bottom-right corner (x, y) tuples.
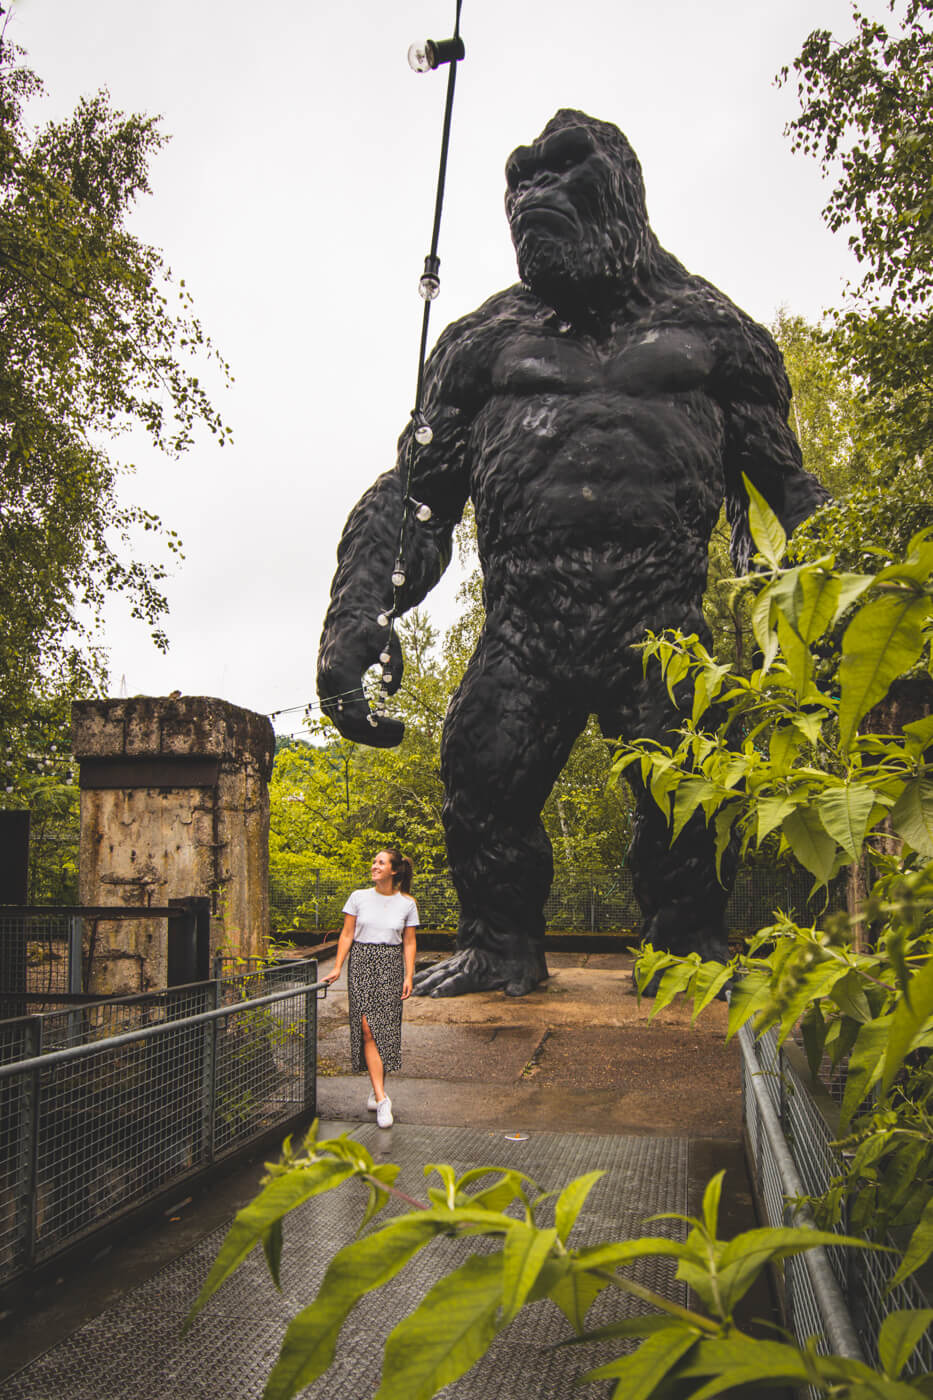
(317, 623), (405, 748)
(413, 946), (549, 998)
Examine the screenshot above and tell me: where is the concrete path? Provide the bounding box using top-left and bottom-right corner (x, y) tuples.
(0, 953), (760, 1398)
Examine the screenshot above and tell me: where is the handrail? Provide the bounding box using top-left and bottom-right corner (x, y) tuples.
(738, 1022), (866, 1362)
(0, 979), (328, 1081)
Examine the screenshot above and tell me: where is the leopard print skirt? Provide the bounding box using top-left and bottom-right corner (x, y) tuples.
(347, 942), (404, 1073)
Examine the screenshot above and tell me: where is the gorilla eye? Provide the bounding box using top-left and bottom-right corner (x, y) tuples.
(506, 149), (534, 190)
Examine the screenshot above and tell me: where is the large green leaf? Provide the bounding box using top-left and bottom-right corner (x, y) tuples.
(675, 1334), (814, 1394)
(781, 805), (838, 885)
(838, 591), (930, 751)
(888, 1198), (933, 1292)
(554, 1171), (605, 1245)
(878, 1308), (933, 1380)
(548, 1267), (609, 1333)
(583, 1325), (698, 1399)
(711, 1226), (876, 1318)
(756, 794), (799, 845)
(816, 783), (879, 862)
(840, 1016), (894, 1128)
(501, 1224), (557, 1323)
(374, 1253), (504, 1400)
(890, 779), (933, 858)
(743, 474), (787, 569)
(185, 1159), (358, 1325)
(882, 952), (933, 1093)
(264, 1215), (448, 1400)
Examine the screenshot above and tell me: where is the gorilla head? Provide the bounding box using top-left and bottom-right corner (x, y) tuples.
(505, 110), (655, 304)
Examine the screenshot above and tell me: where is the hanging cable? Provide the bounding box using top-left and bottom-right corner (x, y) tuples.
(278, 4), (466, 734)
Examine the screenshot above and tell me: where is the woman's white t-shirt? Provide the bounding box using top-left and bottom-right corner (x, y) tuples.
(343, 888), (419, 946)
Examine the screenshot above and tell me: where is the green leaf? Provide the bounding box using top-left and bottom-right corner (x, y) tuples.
(262, 1218), (283, 1289)
(713, 1226), (878, 1318)
(888, 1199), (933, 1292)
(769, 724), (804, 773)
(672, 777), (717, 844)
(756, 794), (799, 845)
(781, 805), (837, 885)
(675, 1334), (813, 1395)
(890, 779), (933, 858)
(878, 1308), (933, 1380)
(265, 1215), (448, 1400)
(185, 1159), (358, 1326)
(840, 1015), (894, 1128)
(838, 591), (930, 752)
(548, 1267), (609, 1333)
(701, 1171), (724, 1238)
(374, 1253), (504, 1400)
(554, 1171), (605, 1245)
(501, 1224), (557, 1323)
(882, 952), (933, 1093)
(743, 473), (787, 569)
(816, 783), (879, 862)
(583, 1326), (698, 1398)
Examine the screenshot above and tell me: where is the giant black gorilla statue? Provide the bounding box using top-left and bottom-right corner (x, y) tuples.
(317, 110), (829, 996)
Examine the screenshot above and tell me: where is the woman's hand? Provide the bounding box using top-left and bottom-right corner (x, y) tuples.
(401, 976), (413, 1000)
(323, 967), (342, 986)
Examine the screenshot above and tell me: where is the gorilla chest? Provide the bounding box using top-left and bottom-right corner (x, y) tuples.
(489, 325), (716, 401)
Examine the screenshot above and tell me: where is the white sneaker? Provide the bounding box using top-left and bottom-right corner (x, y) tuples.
(367, 1090), (378, 1112)
(376, 1095), (393, 1128)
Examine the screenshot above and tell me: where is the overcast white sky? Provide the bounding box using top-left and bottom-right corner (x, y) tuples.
(9, 0), (879, 734)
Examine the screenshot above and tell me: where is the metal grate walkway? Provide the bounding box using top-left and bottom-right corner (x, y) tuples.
(0, 1125), (689, 1400)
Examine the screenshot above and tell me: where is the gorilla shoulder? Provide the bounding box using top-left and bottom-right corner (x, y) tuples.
(424, 284), (545, 411)
(672, 273), (791, 412)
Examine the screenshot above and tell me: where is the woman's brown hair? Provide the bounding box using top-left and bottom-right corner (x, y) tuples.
(383, 846), (413, 895)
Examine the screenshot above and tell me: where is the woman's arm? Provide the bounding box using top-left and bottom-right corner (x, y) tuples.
(401, 924), (417, 999)
(323, 914), (356, 984)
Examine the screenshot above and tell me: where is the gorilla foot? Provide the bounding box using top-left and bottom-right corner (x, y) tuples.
(413, 946), (548, 998)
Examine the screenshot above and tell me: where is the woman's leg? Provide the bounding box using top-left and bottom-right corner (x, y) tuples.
(361, 1014), (386, 1101)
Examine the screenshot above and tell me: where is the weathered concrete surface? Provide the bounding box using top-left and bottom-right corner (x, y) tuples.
(72, 697), (274, 993)
(317, 951), (742, 1137)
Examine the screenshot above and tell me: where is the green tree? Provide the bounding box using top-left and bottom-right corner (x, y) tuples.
(0, 35), (229, 799)
(781, 0), (933, 464)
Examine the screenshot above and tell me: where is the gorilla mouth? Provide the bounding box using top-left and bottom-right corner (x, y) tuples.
(512, 199), (579, 235)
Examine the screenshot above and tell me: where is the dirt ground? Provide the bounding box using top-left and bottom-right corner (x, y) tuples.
(314, 949), (743, 1137)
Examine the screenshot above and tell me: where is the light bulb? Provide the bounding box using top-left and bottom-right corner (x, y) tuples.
(392, 565), (406, 587)
(418, 273), (440, 301)
(407, 40), (434, 72)
(377, 612), (390, 627)
(382, 670), (392, 684)
(379, 651), (391, 664)
(414, 420), (433, 445)
(416, 503), (432, 523)
(367, 714), (379, 728)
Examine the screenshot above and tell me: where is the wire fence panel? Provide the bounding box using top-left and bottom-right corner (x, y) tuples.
(740, 1024), (933, 1380)
(0, 911), (73, 999)
(0, 973), (320, 1286)
(269, 865), (848, 936)
(0, 961), (320, 1061)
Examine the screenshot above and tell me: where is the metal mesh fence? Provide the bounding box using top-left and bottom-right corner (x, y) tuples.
(269, 864), (846, 936)
(0, 911), (75, 1000)
(0, 972), (320, 1286)
(741, 1024), (933, 1381)
(0, 961), (320, 1060)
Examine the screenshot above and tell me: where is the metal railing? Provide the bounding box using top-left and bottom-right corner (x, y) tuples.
(0, 959), (321, 1058)
(0, 967), (322, 1287)
(739, 1023), (933, 1385)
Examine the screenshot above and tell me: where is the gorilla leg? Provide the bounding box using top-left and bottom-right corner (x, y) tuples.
(627, 770), (734, 964)
(414, 636), (585, 998)
(602, 665), (736, 969)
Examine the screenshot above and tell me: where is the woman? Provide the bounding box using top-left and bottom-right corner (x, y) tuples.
(323, 847), (418, 1127)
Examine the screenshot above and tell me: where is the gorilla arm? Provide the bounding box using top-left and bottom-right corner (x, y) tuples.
(720, 320), (831, 574)
(316, 332), (474, 747)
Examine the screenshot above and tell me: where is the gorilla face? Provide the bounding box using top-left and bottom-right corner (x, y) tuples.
(505, 110), (651, 299)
